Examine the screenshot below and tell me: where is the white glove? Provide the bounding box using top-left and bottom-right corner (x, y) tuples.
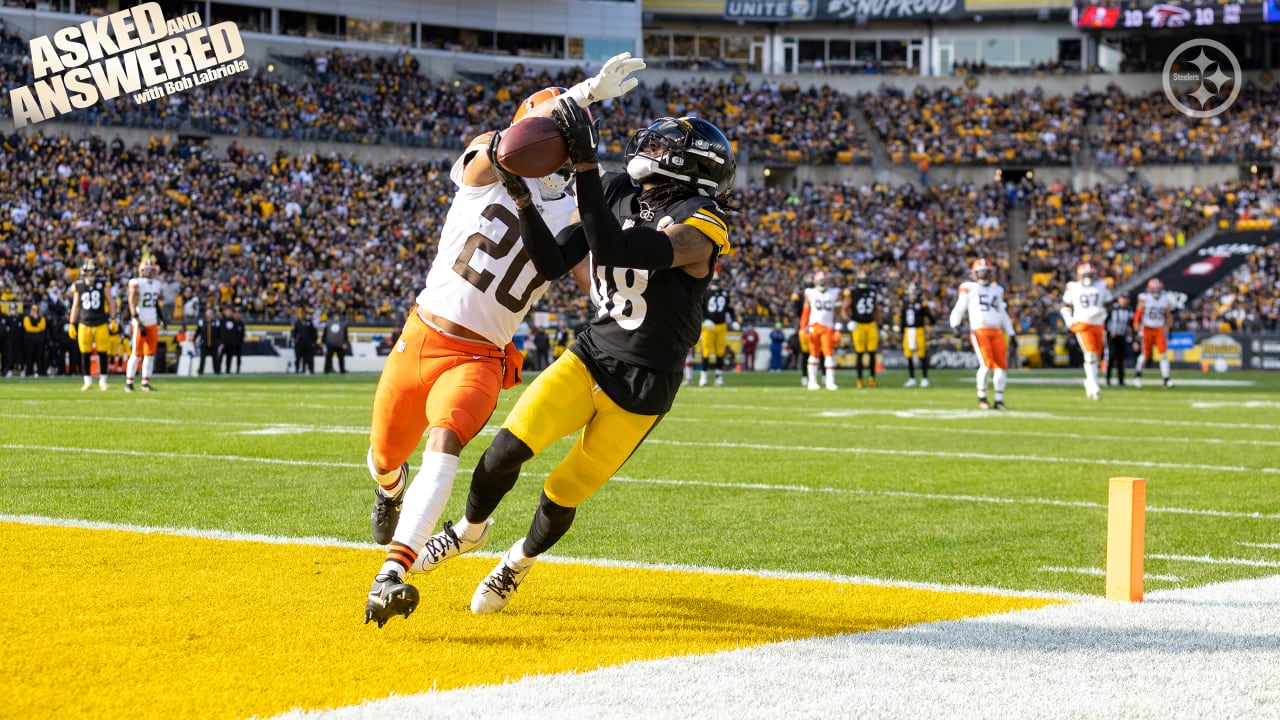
(702, 319), (715, 330)
(565, 52), (646, 107)
(731, 321), (741, 331)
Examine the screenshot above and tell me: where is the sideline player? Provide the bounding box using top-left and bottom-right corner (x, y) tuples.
(1061, 262), (1112, 400)
(125, 257), (166, 392)
(844, 271), (879, 388)
(363, 54), (647, 628)
(1133, 278), (1173, 388)
(949, 259), (1015, 409)
(899, 283), (933, 388)
(698, 280), (732, 386)
(68, 259), (114, 391)
(801, 271), (845, 390)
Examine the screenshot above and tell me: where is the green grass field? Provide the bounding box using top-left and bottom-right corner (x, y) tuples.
(4, 367), (1278, 597)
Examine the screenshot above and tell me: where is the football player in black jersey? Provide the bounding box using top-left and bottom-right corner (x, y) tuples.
(68, 259), (115, 391)
(898, 283), (934, 388)
(420, 101), (735, 615)
(698, 280), (733, 386)
(843, 271), (880, 388)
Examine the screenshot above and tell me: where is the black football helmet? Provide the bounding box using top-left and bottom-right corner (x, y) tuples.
(624, 116), (736, 203)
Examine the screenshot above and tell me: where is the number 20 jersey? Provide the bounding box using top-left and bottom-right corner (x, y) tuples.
(416, 152), (578, 347)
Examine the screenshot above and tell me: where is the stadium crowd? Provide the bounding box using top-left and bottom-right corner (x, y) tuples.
(3, 30), (1278, 167)
(2, 41), (1279, 379)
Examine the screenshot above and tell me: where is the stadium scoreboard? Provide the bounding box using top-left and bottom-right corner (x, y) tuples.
(1074, 0), (1280, 28)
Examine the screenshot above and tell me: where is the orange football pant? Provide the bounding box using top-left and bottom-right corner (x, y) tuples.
(969, 327), (1008, 370)
(368, 312), (505, 472)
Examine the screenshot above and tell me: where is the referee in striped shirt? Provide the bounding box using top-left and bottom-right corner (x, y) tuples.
(1106, 295), (1135, 386)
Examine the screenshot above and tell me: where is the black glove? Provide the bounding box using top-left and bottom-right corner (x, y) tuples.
(486, 131), (532, 205)
(553, 98), (599, 165)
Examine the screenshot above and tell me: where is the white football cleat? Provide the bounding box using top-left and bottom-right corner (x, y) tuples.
(825, 382), (839, 391)
(409, 519), (492, 574)
(904, 378), (917, 388)
(806, 381), (820, 391)
(920, 378), (930, 388)
(471, 545), (535, 615)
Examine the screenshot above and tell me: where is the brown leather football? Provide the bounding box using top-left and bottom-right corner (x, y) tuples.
(496, 116), (570, 178)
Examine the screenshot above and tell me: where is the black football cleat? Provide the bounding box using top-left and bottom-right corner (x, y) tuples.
(370, 462), (409, 545)
(364, 573), (419, 628)
(994, 401), (1008, 410)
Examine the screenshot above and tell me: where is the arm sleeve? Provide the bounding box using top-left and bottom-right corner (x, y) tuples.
(576, 169), (675, 269)
(948, 292), (966, 328)
(519, 206), (588, 280)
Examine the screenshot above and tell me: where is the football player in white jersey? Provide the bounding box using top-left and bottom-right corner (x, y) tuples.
(1061, 262), (1113, 400)
(1133, 278), (1173, 388)
(800, 270), (847, 390)
(363, 53), (647, 628)
(949, 258), (1015, 409)
(125, 258), (166, 392)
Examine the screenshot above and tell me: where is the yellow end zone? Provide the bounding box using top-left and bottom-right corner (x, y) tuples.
(1, 522), (1059, 719)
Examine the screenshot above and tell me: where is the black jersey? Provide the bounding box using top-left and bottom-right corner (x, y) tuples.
(902, 299), (934, 328)
(571, 172), (731, 415)
(73, 278), (110, 326)
(849, 285), (878, 324)
(703, 287), (731, 325)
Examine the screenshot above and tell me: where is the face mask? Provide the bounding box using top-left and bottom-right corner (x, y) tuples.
(536, 170), (572, 200)
(627, 155), (659, 183)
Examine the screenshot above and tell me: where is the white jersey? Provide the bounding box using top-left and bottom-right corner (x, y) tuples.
(127, 276), (163, 326)
(416, 149), (578, 347)
(1136, 291), (1171, 329)
(1062, 280), (1112, 326)
(949, 281), (1014, 334)
(804, 287), (843, 328)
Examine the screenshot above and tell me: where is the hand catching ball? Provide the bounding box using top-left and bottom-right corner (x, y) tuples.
(496, 116), (570, 178)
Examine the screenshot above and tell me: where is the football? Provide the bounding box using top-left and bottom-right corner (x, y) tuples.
(496, 116), (570, 178)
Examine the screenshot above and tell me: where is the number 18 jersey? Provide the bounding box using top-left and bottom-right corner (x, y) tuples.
(417, 155), (578, 347)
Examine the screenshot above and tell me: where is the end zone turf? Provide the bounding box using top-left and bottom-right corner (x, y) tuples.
(1, 520), (1058, 719)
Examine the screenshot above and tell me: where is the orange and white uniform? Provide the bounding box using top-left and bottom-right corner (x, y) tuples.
(800, 286), (844, 358)
(369, 137), (579, 471)
(1135, 291), (1171, 357)
(949, 280), (1014, 370)
(1062, 279), (1112, 356)
(127, 275), (163, 356)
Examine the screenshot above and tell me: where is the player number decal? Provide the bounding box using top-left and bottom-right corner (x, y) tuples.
(976, 292), (1000, 312)
(453, 203), (547, 313)
(594, 266), (649, 330)
(82, 288), (102, 310)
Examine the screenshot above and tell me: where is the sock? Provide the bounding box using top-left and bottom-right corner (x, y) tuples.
(921, 356), (929, 379)
(906, 358), (915, 379)
(807, 358), (819, 384)
(1160, 358), (1170, 379)
(453, 517), (487, 543)
(1084, 361), (1098, 387)
(367, 447), (405, 497)
(508, 538), (536, 569)
(1135, 356), (1146, 376)
(142, 356), (155, 382)
(83, 375), (91, 384)
(379, 541), (416, 578)
(994, 368), (1007, 401)
(390, 450), (460, 553)
(126, 355), (138, 382)
(976, 367), (989, 396)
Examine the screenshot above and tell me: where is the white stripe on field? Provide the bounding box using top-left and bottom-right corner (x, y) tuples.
(645, 438), (1280, 474)
(665, 415), (1280, 448)
(696, 402), (1280, 431)
(1150, 553), (1280, 568)
(610, 476), (1280, 520)
(1037, 566), (1183, 582)
(1241, 542), (1280, 550)
(0, 514), (1085, 601)
(7, 443), (1277, 521)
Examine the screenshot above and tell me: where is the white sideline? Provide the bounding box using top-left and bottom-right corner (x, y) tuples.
(271, 574), (1280, 720)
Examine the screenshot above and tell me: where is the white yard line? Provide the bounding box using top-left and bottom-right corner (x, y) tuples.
(1037, 566), (1183, 583)
(1150, 553), (1280, 568)
(6, 443), (1278, 520)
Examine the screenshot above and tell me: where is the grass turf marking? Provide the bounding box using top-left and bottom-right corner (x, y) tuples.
(1, 521), (1058, 720)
